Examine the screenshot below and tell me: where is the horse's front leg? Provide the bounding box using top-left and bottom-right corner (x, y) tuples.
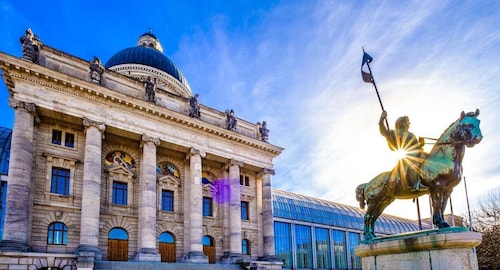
(430, 190), (449, 228)
(364, 208), (376, 240)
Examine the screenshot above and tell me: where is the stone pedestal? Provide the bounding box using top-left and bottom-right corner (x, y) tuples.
(355, 228), (481, 270)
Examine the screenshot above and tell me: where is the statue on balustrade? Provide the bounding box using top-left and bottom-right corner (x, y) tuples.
(89, 56), (104, 85)
(225, 109), (237, 130)
(20, 28), (41, 64)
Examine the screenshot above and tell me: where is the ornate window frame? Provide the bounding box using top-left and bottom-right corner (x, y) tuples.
(43, 153), (78, 201)
(157, 161), (181, 213)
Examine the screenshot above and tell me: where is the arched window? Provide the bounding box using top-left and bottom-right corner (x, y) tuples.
(47, 222), (68, 245)
(159, 232), (176, 262)
(108, 228), (128, 261)
(159, 232), (175, 243)
(242, 239), (251, 255)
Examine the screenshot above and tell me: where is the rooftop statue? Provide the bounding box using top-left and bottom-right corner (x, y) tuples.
(89, 56), (104, 85)
(356, 110), (482, 240)
(20, 28), (41, 64)
(189, 94), (200, 118)
(258, 121), (270, 142)
(225, 109), (237, 130)
(144, 76), (156, 103)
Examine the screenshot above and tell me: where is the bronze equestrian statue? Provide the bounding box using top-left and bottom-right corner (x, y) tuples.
(356, 110), (483, 240)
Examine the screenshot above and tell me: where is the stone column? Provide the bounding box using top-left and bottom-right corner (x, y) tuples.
(225, 159), (243, 261)
(185, 148), (208, 263)
(0, 99), (36, 252)
(77, 118), (105, 260)
(136, 134), (161, 261)
(261, 168), (277, 260)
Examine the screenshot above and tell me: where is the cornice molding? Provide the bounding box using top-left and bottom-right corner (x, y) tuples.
(0, 52), (283, 156)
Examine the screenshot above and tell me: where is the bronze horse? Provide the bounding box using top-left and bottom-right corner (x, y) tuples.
(356, 110), (482, 240)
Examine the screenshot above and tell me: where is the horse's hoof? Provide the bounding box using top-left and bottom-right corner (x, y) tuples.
(364, 233), (376, 240)
(439, 222), (450, 228)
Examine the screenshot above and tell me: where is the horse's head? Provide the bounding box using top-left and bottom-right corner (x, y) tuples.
(449, 109), (483, 147)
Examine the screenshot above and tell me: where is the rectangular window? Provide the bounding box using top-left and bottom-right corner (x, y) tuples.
(274, 221), (292, 269)
(51, 167), (70, 195)
(203, 197), (213, 217)
(241, 201), (249, 220)
(333, 230), (348, 269)
(315, 227), (331, 269)
(295, 224), (313, 268)
(51, 129), (75, 148)
(161, 190), (174, 211)
(52, 130), (62, 145)
(240, 175), (250, 186)
(0, 181), (7, 240)
(112, 181), (128, 205)
(64, 133), (75, 148)
(348, 232), (362, 269)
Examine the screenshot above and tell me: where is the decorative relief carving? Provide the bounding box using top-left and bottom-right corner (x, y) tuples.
(105, 150), (136, 172)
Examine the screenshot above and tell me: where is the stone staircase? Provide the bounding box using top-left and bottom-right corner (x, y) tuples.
(94, 261), (246, 270)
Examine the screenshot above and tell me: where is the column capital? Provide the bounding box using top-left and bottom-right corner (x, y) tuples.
(83, 117), (106, 133)
(187, 147), (206, 159)
(141, 134), (160, 147)
(260, 168), (275, 176)
(8, 98), (36, 115)
(227, 158), (244, 169)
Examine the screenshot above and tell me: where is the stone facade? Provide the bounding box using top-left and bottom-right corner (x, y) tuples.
(0, 31), (283, 269)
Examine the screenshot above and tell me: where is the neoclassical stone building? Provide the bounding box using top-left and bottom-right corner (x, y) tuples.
(0, 29), (283, 269)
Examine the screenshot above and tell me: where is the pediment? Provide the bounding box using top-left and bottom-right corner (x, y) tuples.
(106, 164), (136, 177)
(158, 175), (180, 186)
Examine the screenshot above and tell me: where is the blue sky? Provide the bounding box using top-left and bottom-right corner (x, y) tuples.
(1, 0), (499, 220)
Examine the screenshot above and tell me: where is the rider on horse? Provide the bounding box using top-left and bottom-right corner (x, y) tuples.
(379, 111), (428, 191)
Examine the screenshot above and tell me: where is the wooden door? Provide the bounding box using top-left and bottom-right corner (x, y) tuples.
(203, 245), (216, 264)
(159, 242), (176, 262)
(108, 239), (128, 261)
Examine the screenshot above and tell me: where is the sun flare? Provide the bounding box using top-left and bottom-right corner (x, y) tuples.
(393, 149), (408, 161)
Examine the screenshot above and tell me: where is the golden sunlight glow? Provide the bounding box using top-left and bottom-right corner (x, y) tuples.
(393, 149), (408, 161)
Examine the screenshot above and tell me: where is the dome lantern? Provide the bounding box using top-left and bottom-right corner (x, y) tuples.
(138, 30), (163, 53)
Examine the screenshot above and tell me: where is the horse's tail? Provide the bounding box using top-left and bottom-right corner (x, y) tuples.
(355, 183), (366, 209)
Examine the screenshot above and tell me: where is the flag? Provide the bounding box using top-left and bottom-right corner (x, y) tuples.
(361, 52), (373, 83)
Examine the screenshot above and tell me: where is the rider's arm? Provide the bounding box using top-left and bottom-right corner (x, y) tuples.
(379, 111), (389, 138)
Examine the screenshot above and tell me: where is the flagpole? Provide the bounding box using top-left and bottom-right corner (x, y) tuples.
(362, 48), (389, 129)
(463, 176), (476, 253)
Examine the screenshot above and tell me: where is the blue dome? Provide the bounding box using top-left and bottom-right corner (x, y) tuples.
(105, 46), (190, 90)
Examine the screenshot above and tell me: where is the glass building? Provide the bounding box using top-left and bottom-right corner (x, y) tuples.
(272, 189), (423, 270)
